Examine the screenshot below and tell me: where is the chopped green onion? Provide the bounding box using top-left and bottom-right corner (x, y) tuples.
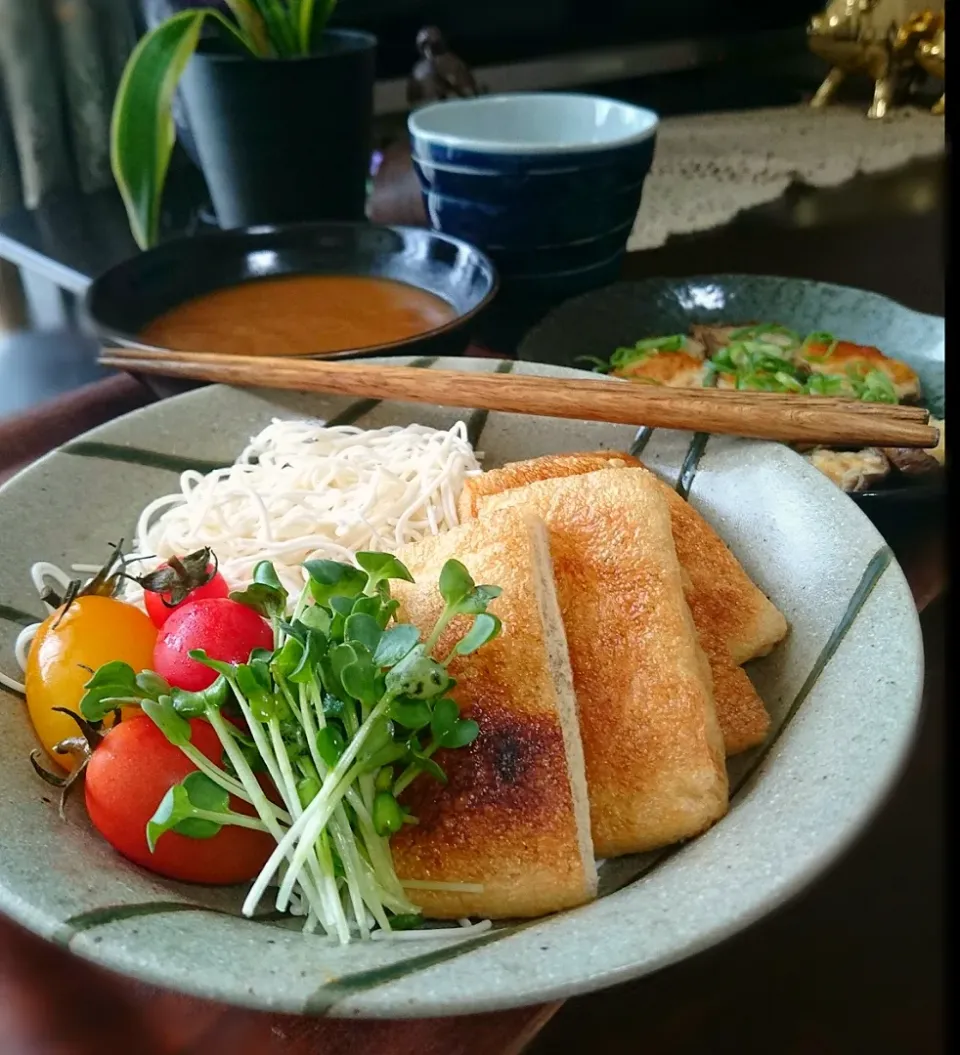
(608, 334), (686, 370)
(728, 323), (801, 345)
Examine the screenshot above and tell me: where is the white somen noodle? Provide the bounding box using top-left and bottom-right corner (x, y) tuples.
(0, 418), (482, 692)
(132, 419), (482, 600)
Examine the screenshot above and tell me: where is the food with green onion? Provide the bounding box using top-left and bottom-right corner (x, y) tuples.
(587, 322), (943, 494)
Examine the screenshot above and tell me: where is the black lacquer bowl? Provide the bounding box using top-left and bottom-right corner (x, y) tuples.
(84, 222), (498, 397)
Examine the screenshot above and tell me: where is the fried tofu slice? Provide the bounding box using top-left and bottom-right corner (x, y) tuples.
(461, 453), (787, 754)
(479, 469), (729, 858)
(660, 483), (787, 667)
(457, 450), (638, 522)
(389, 507), (597, 918)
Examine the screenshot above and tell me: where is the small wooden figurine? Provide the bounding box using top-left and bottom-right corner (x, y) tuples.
(406, 26), (482, 108)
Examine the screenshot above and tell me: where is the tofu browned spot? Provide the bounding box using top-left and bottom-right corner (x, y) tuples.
(390, 507), (597, 919)
(806, 447), (891, 492)
(479, 469), (729, 858)
(801, 341), (922, 402)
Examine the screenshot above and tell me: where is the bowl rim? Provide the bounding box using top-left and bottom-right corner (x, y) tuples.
(407, 92), (660, 156)
(83, 221), (500, 360)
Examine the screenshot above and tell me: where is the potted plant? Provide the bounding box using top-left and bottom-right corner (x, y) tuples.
(114, 2), (376, 249)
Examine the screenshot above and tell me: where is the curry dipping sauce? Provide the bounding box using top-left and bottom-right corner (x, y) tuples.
(138, 275), (459, 357)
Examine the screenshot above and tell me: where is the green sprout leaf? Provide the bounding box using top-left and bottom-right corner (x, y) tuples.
(386, 697), (432, 730)
(135, 670), (171, 699)
(374, 624), (420, 667)
(430, 697), (459, 742)
(316, 724), (346, 767)
(170, 675), (229, 718)
(454, 613), (503, 656)
(385, 646), (451, 700)
(350, 594), (383, 620)
(440, 718), (480, 749)
(230, 560), (288, 618)
(340, 649), (379, 708)
(344, 613), (383, 653)
(305, 560), (367, 607)
(404, 746), (447, 785)
(188, 649), (238, 680)
(372, 790), (404, 836)
(376, 597), (400, 629)
(141, 695), (192, 746)
(235, 662), (277, 721)
(79, 661), (159, 721)
(438, 559), (474, 607)
(355, 552), (415, 590)
(296, 774), (321, 808)
(360, 741), (409, 773)
(359, 716), (395, 761)
(389, 912), (425, 930)
(271, 636), (304, 679)
(427, 697), (478, 748)
(455, 585), (502, 616)
(145, 771), (230, 851)
(298, 605), (332, 634)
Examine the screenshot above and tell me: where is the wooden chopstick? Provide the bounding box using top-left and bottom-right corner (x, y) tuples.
(99, 347), (940, 449)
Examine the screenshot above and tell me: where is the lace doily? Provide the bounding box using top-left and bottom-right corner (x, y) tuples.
(629, 104), (946, 251)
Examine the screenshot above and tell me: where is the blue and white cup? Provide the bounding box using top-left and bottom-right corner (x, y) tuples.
(408, 93), (659, 300)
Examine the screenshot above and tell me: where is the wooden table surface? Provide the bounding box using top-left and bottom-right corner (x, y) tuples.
(0, 150), (945, 1055)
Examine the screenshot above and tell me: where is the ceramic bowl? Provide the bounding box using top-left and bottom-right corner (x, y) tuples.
(83, 221), (498, 397)
(518, 275), (946, 516)
(407, 94), (658, 299)
(0, 357), (922, 1017)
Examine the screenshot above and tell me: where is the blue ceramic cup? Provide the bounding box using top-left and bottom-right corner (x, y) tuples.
(407, 93), (658, 300)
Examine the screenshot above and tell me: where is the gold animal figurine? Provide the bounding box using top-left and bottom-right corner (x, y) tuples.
(914, 19), (944, 114)
(808, 1), (944, 118)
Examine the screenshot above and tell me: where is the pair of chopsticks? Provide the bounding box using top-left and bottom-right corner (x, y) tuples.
(99, 347), (939, 450)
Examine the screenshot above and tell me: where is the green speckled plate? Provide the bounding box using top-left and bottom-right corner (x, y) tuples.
(0, 357), (923, 1018)
(518, 275), (945, 513)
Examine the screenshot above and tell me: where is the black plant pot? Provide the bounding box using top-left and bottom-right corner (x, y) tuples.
(179, 29), (377, 229)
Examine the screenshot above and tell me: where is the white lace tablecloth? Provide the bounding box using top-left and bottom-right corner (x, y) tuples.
(630, 104), (946, 250)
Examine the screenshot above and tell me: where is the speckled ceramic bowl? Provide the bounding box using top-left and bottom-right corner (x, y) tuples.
(0, 357), (923, 1018)
(518, 275), (946, 514)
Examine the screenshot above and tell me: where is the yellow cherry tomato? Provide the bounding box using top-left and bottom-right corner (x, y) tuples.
(25, 595), (157, 771)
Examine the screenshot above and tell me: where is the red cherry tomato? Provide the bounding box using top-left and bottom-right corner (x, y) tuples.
(143, 561), (229, 628)
(153, 598), (274, 691)
(84, 715), (273, 884)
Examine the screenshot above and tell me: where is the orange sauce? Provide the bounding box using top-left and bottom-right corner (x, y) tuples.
(139, 275), (457, 356)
